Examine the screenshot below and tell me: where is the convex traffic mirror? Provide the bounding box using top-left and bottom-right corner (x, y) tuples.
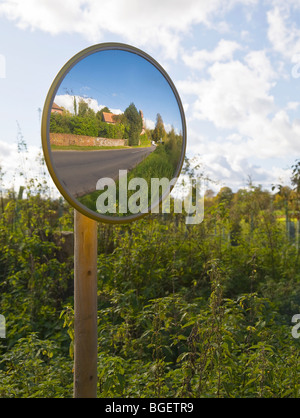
(42, 43), (186, 224)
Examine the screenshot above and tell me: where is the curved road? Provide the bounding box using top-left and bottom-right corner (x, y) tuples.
(51, 146), (156, 197)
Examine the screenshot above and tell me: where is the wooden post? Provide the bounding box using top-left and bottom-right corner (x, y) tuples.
(74, 210), (98, 398)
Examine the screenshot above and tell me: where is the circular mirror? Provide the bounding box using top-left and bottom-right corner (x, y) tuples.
(41, 43), (186, 224)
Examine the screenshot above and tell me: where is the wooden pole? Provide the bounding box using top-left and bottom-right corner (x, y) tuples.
(74, 210), (98, 398)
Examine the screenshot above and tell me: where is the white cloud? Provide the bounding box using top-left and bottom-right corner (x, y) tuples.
(286, 101), (300, 111)
(55, 95), (101, 114)
(179, 51), (276, 130)
(0, 0), (259, 59)
(0, 139), (15, 160)
(178, 44), (300, 188)
(0, 141), (53, 193)
(55, 95), (122, 115)
(182, 39), (242, 70)
(145, 118), (155, 130)
(185, 131), (293, 191)
(144, 118), (178, 133)
(267, 5), (300, 60)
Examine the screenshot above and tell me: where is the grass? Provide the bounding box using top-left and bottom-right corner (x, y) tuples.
(77, 143), (180, 215)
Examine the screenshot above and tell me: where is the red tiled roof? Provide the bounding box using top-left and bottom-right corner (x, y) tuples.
(102, 112), (116, 123)
(52, 102), (63, 111)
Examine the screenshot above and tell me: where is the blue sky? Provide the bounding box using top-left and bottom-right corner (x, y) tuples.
(55, 48), (182, 133)
(0, 0), (300, 193)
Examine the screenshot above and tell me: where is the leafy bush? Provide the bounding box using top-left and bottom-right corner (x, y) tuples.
(1, 154), (300, 397)
(0, 333), (72, 398)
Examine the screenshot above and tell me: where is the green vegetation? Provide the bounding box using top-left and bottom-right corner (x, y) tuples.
(50, 100), (150, 146)
(152, 113), (167, 143)
(123, 103), (143, 146)
(77, 132), (183, 214)
(0, 152), (300, 398)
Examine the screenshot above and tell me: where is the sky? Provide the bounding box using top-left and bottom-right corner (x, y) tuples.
(0, 0), (300, 194)
(54, 48), (183, 133)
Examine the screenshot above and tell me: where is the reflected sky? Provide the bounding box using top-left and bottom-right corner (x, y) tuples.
(56, 49), (183, 133)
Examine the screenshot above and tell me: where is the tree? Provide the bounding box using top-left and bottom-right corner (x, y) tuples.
(73, 96), (77, 116)
(291, 159), (300, 194)
(124, 103), (143, 146)
(49, 113), (71, 134)
(152, 113), (166, 143)
(96, 107), (111, 121)
(70, 116), (98, 137)
(290, 160), (300, 223)
(77, 99), (89, 117)
(217, 187), (233, 206)
(273, 186), (292, 210)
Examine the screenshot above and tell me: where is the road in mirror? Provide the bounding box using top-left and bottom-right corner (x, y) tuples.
(47, 46), (185, 221)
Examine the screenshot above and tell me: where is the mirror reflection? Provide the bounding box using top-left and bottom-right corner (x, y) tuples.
(47, 47), (185, 220)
